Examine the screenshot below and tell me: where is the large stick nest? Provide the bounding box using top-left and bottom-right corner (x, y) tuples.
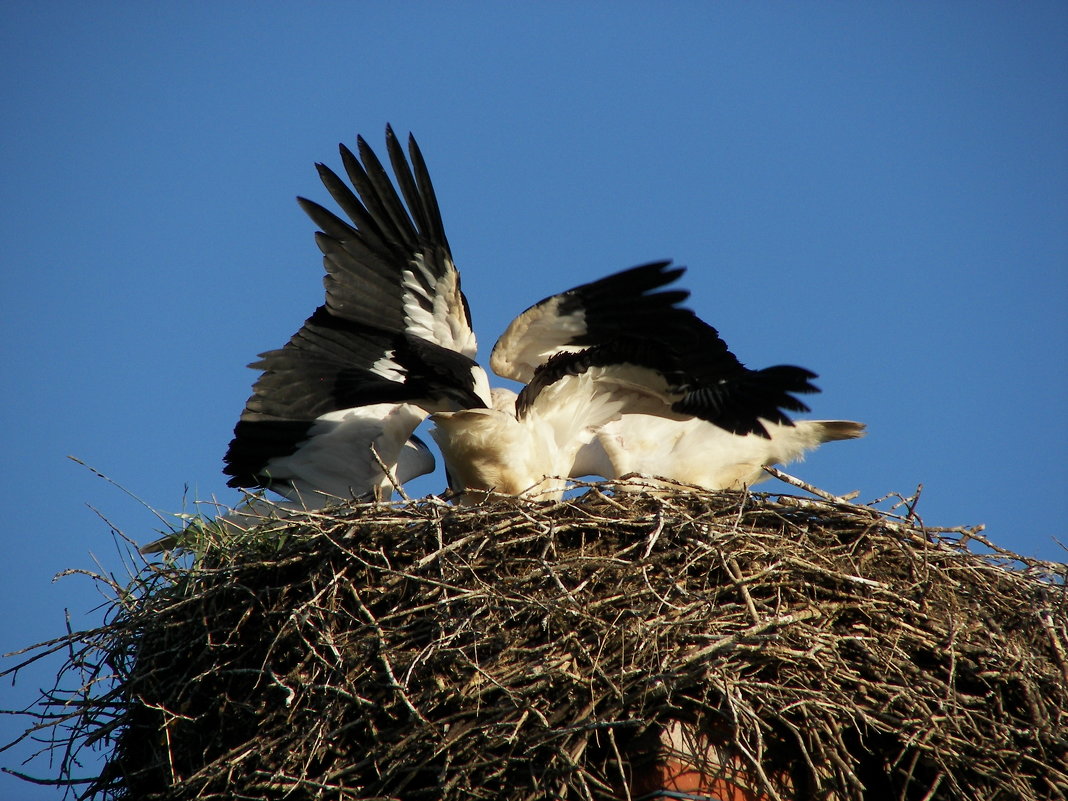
(5, 485), (1067, 800)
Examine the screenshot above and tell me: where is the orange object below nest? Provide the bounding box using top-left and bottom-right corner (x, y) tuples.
(629, 721), (793, 801)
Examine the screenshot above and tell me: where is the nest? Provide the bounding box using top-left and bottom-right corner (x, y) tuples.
(4, 483), (1067, 800)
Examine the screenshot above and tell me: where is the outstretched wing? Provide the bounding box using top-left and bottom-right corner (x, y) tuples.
(668, 316), (819, 435)
(490, 261), (692, 383)
(514, 319), (819, 440)
(224, 127), (485, 503)
(223, 306), (490, 498)
(297, 124), (476, 357)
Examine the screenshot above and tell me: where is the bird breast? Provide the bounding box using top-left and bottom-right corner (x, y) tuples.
(430, 409), (563, 499)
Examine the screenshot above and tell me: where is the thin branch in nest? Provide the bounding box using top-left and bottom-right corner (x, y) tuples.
(762, 465), (859, 503)
(369, 443), (411, 502)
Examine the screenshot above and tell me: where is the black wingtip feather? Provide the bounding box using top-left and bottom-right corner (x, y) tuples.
(297, 197), (358, 240)
(550, 261), (695, 347)
(673, 364), (822, 437)
(404, 131), (450, 252)
(223, 419), (317, 490)
(384, 124), (442, 248)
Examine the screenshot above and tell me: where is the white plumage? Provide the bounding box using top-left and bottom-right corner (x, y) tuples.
(588, 416), (866, 492)
(218, 127), (863, 513)
(256, 404), (433, 505)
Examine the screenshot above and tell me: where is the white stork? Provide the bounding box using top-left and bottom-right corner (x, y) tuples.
(222, 127), (861, 507)
(223, 127), (487, 505)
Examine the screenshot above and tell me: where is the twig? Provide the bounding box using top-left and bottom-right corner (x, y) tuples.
(370, 444), (411, 502)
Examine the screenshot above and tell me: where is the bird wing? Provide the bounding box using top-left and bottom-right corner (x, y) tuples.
(489, 261), (692, 383)
(666, 317), (820, 436)
(491, 261), (818, 437)
(224, 309), (489, 496)
(297, 125), (477, 357)
(516, 331), (818, 437)
(225, 405), (434, 505)
(225, 127), (486, 502)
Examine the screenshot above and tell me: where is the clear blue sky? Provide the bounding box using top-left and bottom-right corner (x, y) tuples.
(2, 4), (1066, 796)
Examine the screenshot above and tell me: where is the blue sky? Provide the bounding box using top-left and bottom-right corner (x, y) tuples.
(2, 4), (1066, 796)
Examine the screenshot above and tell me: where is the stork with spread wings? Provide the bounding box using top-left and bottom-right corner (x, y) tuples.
(222, 127), (863, 507)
